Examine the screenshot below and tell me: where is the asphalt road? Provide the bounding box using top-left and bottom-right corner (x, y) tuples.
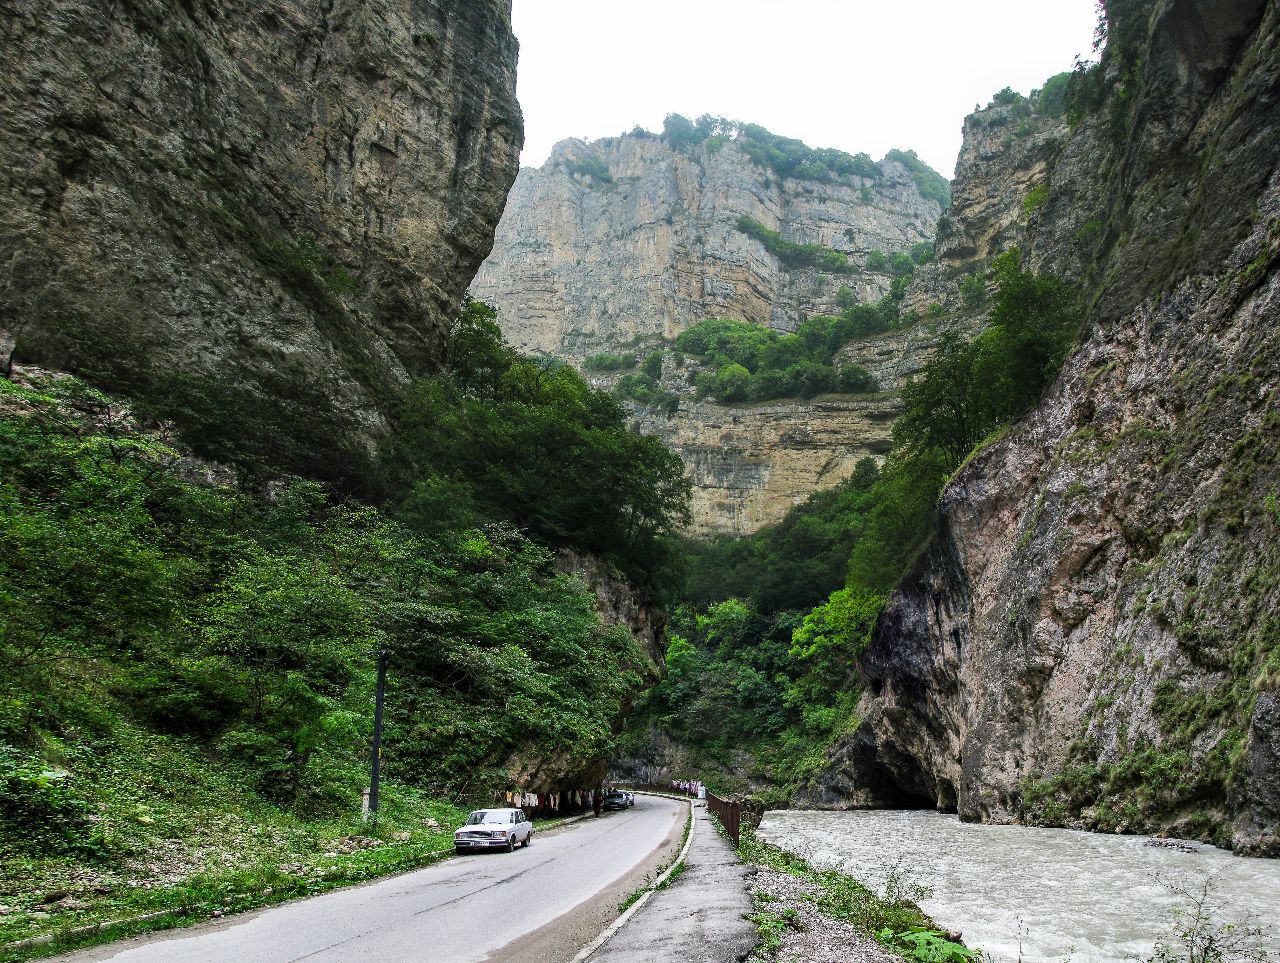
(59, 796), (685, 963)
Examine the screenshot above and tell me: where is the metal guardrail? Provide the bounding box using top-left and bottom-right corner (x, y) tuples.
(705, 789), (742, 846)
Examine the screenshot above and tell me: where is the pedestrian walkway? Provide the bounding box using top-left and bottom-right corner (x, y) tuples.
(589, 801), (757, 963)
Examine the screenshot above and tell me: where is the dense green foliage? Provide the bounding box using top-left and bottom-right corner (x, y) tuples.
(959, 272), (988, 308)
(736, 216), (855, 274)
(892, 249), (1080, 464)
(681, 458), (883, 613)
(1036, 71), (1073, 118)
(583, 351), (637, 371)
(625, 594), (877, 794)
(675, 316), (879, 404)
(0, 719), (477, 955)
(380, 300), (691, 585)
(0, 298), (694, 949)
(613, 371), (680, 413)
(636, 250), (1080, 794)
(734, 123), (879, 182)
(661, 115), (880, 184)
(0, 377), (658, 827)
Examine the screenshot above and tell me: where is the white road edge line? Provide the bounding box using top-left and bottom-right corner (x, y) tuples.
(568, 793), (697, 963)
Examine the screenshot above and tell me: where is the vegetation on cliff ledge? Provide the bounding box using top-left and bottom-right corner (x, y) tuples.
(628, 249), (1081, 794)
(659, 114), (949, 208)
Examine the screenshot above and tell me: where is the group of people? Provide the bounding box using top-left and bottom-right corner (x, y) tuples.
(671, 779), (704, 797)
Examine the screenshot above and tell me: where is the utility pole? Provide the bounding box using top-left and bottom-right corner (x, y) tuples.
(367, 648), (388, 829)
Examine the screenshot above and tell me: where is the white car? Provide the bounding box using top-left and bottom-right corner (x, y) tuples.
(454, 808), (533, 854)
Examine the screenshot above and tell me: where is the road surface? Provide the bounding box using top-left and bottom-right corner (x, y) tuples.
(58, 796), (685, 963)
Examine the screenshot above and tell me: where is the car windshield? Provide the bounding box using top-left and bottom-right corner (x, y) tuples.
(466, 810), (513, 825)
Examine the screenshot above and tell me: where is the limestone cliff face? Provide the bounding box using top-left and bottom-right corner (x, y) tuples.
(634, 393), (898, 535)
(473, 132), (940, 358)
(0, 0), (521, 481)
(473, 128), (941, 534)
(805, 0), (1280, 855)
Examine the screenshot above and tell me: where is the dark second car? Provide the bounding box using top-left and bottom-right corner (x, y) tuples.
(603, 790), (629, 811)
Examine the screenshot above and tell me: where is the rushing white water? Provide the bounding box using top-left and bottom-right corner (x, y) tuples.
(757, 810), (1280, 962)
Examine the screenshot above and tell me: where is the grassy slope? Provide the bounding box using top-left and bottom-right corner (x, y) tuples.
(0, 722), (476, 960)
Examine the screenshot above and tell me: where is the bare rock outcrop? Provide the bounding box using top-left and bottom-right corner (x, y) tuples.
(473, 128), (945, 534)
(473, 132), (940, 358)
(0, 0), (522, 482)
(804, 0), (1280, 854)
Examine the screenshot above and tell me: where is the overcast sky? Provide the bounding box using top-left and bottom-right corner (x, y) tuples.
(511, 0), (1099, 178)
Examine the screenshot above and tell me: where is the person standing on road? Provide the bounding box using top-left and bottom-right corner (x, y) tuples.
(592, 788), (602, 817)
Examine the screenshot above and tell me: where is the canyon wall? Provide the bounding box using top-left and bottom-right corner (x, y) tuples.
(473, 132), (940, 357)
(473, 128), (950, 534)
(0, 0), (522, 482)
(805, 0), (1280, 855)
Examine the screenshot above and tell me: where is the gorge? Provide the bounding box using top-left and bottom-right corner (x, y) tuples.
(479, 0), (1280, 860)
(2, 0), (1278, 957)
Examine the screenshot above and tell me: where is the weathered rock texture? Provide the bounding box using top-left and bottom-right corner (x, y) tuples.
(0, 0), (521, 482)
(634, 392), (899, 535)
(473, 133), (941, 357)
(473, 129), (943, 534)
(804, 0), (1280, 855)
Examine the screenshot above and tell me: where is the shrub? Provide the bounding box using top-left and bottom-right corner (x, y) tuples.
(1036, 71), (1072, 117)
(883, 149), (951, 208)
(564, 155), (613, 183)
(642, 350), (664, 380)
(736, 216), (854, 274)
(909, 240), (935, 265)
(1024, 182), (1050, 215)
(959, 272), (987, 308)
(674, 316), (881, 404)
(0, 743), (105, 856)
(583, 352), (637, 371)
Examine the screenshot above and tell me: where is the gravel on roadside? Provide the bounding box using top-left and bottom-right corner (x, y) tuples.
(746, 866), (900, 963)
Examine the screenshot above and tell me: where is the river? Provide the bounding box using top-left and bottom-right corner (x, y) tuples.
(757, 810), (1280, 961)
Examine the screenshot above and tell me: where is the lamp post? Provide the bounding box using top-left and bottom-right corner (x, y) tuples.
(367, 647), (388, 828)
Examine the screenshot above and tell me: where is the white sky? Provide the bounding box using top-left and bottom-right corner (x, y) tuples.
(512, 0), (1099, 178)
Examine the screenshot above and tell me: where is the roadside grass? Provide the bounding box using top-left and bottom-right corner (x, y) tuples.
(747, 906), (803, 955)
(736, 831), (964, 959)
(0, 724), (513, 962)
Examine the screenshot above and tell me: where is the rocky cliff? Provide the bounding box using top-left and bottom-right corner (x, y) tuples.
(473, 131), (941, 356)
(805, 0), (1280, 855)
(633, 392), (898, 535)
(473, 126), (945, 534)
(623, 96), (1063, 537)
(0, 0), (521, 483)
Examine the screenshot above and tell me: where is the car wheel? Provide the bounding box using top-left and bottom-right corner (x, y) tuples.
(522, 831), (531, 848)
(505, 836), (515, 853)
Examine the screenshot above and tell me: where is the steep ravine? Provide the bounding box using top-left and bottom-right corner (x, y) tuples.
(804, 0), (1280, 855)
